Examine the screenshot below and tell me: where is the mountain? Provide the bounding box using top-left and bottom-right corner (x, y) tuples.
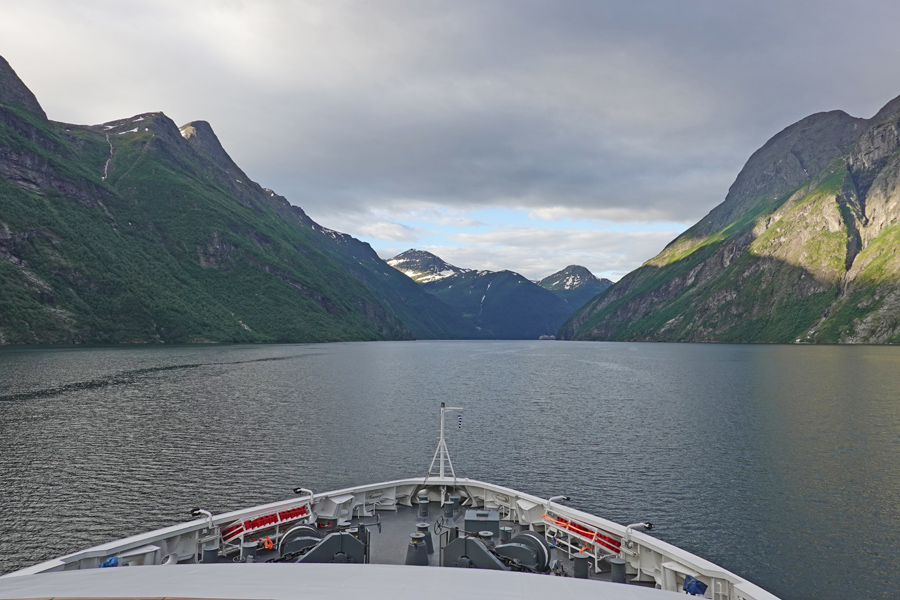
(302, 235), (478, 340)
(423, 270), (572, 339)
(537, 265), (612, 310)
(561, 93), (900, 343)
(386, 249), (469, 283)
(386, 249), (574, 339)
(0, 55), (475, 344)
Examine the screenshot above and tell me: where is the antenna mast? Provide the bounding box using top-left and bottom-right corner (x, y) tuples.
(425, 402), (463, 484)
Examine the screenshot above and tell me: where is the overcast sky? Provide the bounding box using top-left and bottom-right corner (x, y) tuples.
(3, 1), (900, 280)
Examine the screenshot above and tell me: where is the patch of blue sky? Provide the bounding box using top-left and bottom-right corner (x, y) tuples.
(378, 206), (688, 236)
(362, 206), (687, 270)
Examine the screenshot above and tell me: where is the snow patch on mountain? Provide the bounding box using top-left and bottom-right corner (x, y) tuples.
(387, 249), (470, 283)
(538, 265), (601, 291)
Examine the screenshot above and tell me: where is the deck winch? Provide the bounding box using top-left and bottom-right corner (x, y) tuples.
(438, 523), (553, 573)
(278, 524), (322, 556)
(272, 520), (376, 564)
(295, 531), (366, 563)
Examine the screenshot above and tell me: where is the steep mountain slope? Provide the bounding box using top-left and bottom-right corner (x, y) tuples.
(306, 236), (478, 339)
(386, 249), (469, 283)
(561, 94), (900, 343)
(180, 122), (477, 339)
(537, 265), (612, 310)
(0, 55), (470, 343)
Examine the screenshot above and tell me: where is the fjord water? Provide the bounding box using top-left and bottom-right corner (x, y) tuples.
(0, 342), (897, 599)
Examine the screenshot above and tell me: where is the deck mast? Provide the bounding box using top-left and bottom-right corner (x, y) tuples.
(425, 402), (462, 486)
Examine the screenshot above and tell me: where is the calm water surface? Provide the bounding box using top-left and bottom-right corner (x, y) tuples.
(0, 341), (898, 600)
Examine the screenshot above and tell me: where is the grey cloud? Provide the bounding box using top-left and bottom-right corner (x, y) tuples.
(224, 1), (900, 225)
(5, 1), (900, 233)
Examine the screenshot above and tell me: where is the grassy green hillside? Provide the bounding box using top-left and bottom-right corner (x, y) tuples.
(0, 56), (474, 344)
(0, 106), (409, 343)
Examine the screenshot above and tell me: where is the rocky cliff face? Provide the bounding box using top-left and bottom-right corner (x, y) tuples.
(562, 94), (900, 343)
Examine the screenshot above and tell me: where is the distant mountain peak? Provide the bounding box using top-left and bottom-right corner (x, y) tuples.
(0, 55), (46, 119)
(95, 112), (181, 140)
(539, 265), (609, 291)
(420, 267), (573, 339)
(536, 265), (612, 311)
(387, 249), (470, 283)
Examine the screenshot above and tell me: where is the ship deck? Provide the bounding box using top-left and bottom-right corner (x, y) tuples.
(236, 502), (652, 586)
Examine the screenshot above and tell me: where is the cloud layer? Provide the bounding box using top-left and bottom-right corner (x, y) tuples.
(4, 0), (900, 279)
